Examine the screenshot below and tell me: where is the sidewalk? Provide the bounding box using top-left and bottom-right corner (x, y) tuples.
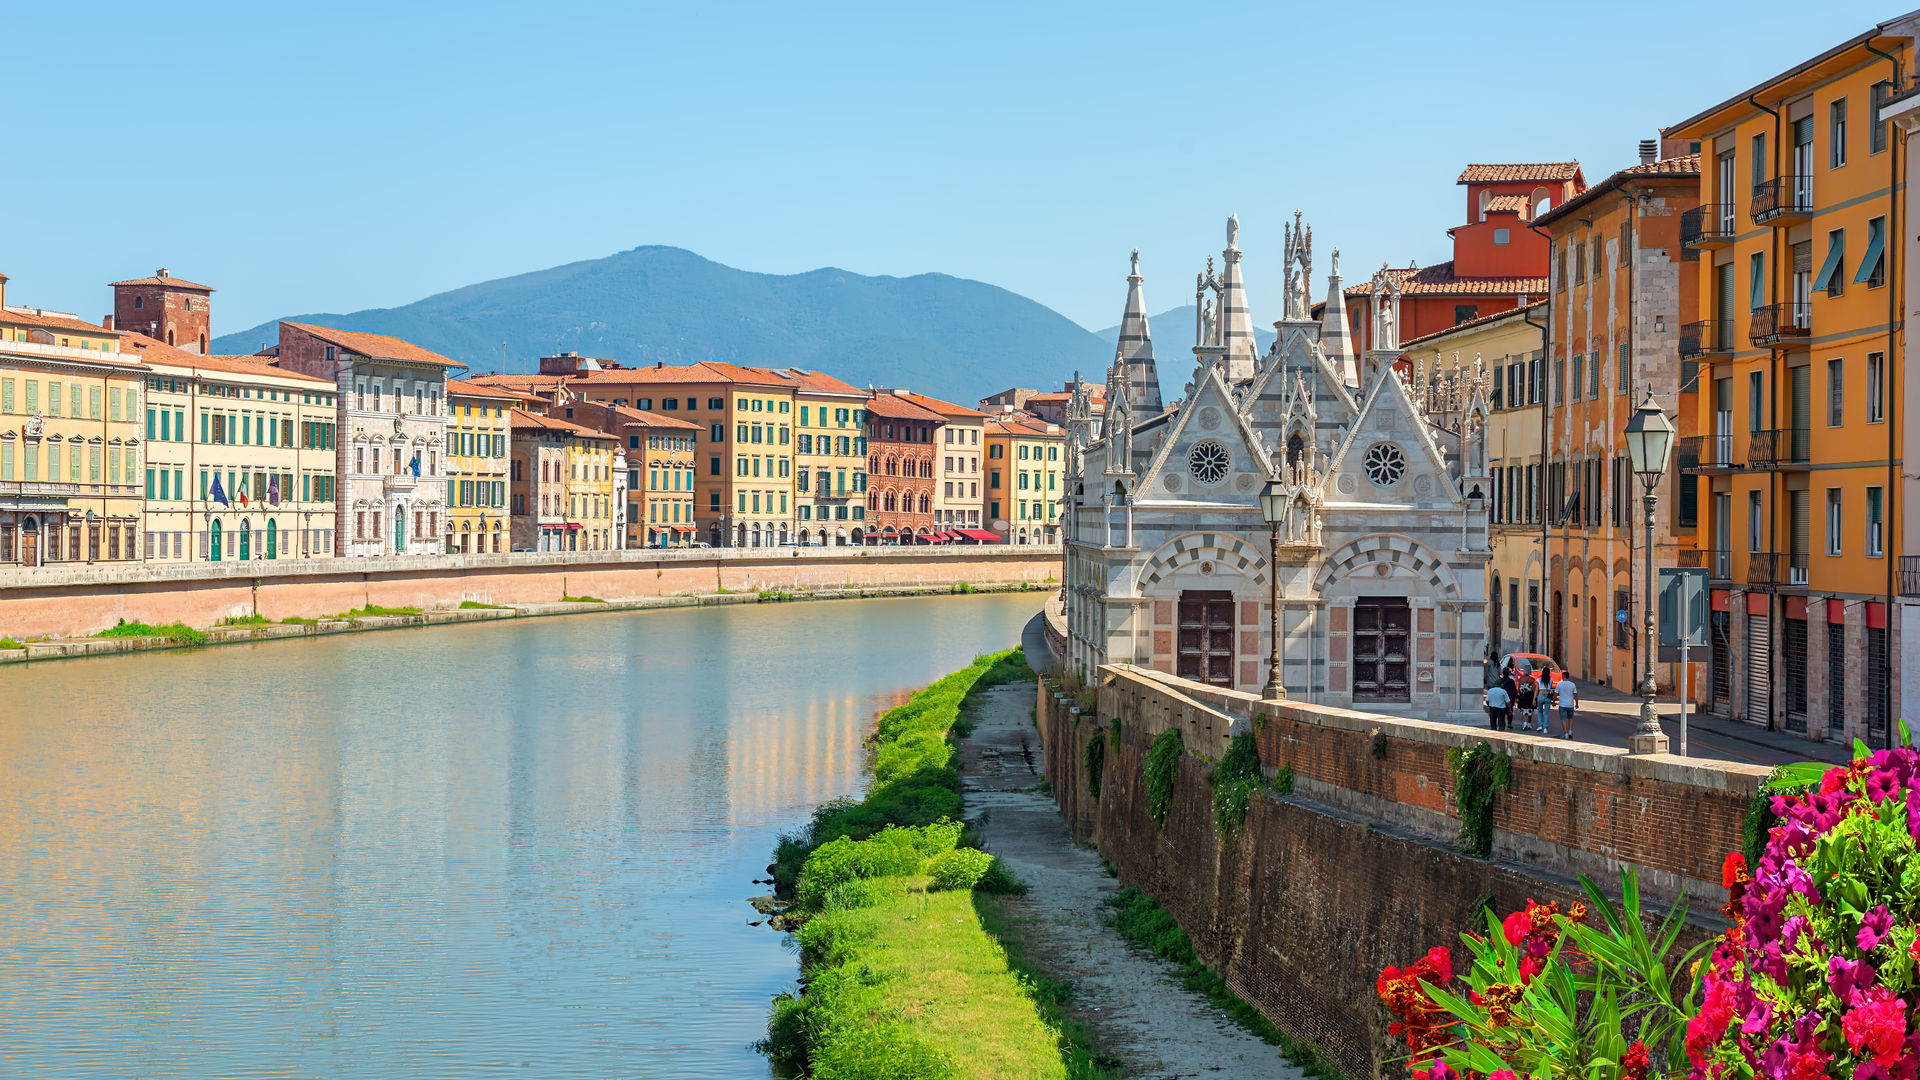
(1486, 680), (1850, 767)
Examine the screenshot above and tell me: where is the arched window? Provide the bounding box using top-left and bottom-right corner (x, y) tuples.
(1529, 186), (1552, 220)
(1286, 432), (1305, 467)
(1478, 189), (1492, 222)
(918, 493), (929, 514)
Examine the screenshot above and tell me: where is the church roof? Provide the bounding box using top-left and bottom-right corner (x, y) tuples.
(109, 270), (214, 291)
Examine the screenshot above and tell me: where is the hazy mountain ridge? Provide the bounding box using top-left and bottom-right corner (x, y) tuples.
(212, 246), (1117, 403)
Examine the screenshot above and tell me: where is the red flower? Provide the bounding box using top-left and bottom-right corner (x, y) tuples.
(1843, 987), (1908, 1067)
(1620, 1040), (1650, 1080)
(1721, 852), (1747, 891)
(1502, 909), (1530, 945)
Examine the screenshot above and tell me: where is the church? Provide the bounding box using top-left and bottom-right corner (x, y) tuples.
(1062, 215), (1492, 722)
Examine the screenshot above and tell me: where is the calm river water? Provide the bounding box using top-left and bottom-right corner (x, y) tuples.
(0, 593), (1041, 1079)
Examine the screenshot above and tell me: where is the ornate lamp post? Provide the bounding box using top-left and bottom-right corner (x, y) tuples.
(1623, 389), (1675, 755)
(85, 508), (96, 565)
(1259, 478), (1292, 701)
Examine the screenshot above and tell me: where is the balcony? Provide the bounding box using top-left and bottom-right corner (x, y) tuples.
(1677, 434), (1740, 472)
(1679, 320), (1735, 360)
(1903, 555), (1920, 597)
(1747, 551), (1810, 589)
(1680, 204), (1738, 248)
(1678, 547), (1708, 569)
(383, 473), (418, 495)
(1746, 428), (1811, 468)
(1751, 176), (1814, 224)
(1750, 303), (1811, 348)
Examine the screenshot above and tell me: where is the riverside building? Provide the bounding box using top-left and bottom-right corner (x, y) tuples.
(445, 380), (519, 554)
(124, 333), (338, 562)
(863, 390), (945, 544)
(271, 323), (461, 558)
(983, 410), (1064, 544)
(0, 273), (147, 566)
(1664, 15), (1916, 742)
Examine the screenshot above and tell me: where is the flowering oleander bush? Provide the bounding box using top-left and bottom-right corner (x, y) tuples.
(1687, 745), (1920, 1080)
(1377, 872), (1705, 1079)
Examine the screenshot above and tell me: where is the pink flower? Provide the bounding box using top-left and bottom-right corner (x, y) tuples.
(1488, 1071), (1520, 1080)
(1860, 904), (1894, 952)
(1843, 987), (1909, 1066)
(1502, 909), (1529, 946)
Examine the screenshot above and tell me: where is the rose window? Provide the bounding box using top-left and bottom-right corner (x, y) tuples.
(1363, 442), (1407, 487)
(1187, 441), (1230, 485)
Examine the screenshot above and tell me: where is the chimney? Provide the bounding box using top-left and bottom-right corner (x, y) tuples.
(0, 271), (8, 309)
(1638, 139), (1657, 165)
(102, 314), (114, 331)
(157, 267), (170, 279)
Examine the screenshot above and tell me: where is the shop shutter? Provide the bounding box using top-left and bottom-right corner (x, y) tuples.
(1745, 609), (1772, 727)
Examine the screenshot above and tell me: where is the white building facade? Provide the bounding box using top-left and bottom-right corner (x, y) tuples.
(1064, 217), (1493, 721)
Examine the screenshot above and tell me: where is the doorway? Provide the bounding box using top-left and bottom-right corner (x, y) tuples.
(1352, 597), (1411, 703)
(1176, 590), (1235, 688)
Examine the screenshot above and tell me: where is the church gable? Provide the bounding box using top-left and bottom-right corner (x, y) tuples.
(1135, 366), (1271, 507)
(1323, 369), (1461, 510)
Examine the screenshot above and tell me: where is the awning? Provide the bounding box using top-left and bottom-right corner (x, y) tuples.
(1812, 234), (1845, 292)
(1854, 217), (1887, 285)
(954, 529), (999, 542)
(564, 522), (583, 530)
(671, 524), (696, 532)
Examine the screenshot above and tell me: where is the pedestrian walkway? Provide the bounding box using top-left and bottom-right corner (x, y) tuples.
(1473, 679), (1848, 767)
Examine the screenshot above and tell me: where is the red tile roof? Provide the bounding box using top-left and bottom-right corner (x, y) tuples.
(865, 391), (949, 423)
(282, 322), (466, 369)
(1532, 155), (1702, 228)
(1398, 299), (1550, 348)
(120, 331), (332, 382)
(564, 360), (788, 387)
(1343, 262), (1548, 298)
(1456, 162), (1583, 184)
(1621, 153), (1701, 176)
(894, 391), (988, 420)
(608, 405), (699, 431)
(109, 271), (214, 291)
(1484, 194), (1529, 214)
(509, 407), (617, 440)
(447, 378), (534, 401)
(0, 306), (121, 338)
(985, 415), (1064, 438)
(759, 367), (867, 396)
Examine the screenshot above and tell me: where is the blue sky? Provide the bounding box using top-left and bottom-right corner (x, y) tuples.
(5, 0), (1907, 336)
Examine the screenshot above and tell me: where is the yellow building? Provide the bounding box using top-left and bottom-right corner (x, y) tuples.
(1401, 302), (1548, 664)
(1665, 17), (1914, 742)
(122, 333), (339, 562)
(0, 274), (147, 566)
(508, 407), (621, 552)
(983, 411), (1064, 544)
(483, 358), (797, 547)
(445, 380), (519, 554)
(780, 367), (869, 544)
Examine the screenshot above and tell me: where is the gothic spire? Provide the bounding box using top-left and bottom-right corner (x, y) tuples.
(1216, 215), (1258, 383)
(1319, 248), (1357, 388)
(1112, 249), (1164, 415)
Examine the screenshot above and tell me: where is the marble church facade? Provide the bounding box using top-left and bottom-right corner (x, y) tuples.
(1063, 216), (1492, 721)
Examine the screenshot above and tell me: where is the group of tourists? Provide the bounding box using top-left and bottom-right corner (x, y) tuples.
(1483, 661), (1577, 739)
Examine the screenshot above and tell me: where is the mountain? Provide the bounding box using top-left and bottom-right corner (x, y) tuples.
(1094, 305), (1274, 358)
(212, 246), (1113, 404)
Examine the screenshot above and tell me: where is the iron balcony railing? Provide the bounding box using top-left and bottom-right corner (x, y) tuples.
(1679, 320), (1735, 359)
(1750, 303), (1812, 347)
(1680, 204), (1739, 247)
(1678, 548), (1708, 568)
(1747, 551), (1811, 588)
(1747, 428), (1812, 467)
(1902, 555), (1920, 597)
(1677, 434), (1740, 472)
(1752, 176), (1814, 223)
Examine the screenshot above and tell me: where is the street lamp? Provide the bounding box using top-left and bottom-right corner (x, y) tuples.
(1623, 388), (1675, 755)
(1258, 477), (1292, 701)
(85, 508), (95, 565)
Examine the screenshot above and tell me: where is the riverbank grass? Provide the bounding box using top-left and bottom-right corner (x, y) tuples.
(760, 647), (1112, 1078)
(94, 619), (207, 645)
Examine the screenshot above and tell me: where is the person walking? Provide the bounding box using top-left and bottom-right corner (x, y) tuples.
(1555, 670), (1578, 739)
(1496, 665), (1519, 733)
(1514, 670), (1537, 733)
(1484, 680), (1511, 731)
(1534, 668), (1556, 732)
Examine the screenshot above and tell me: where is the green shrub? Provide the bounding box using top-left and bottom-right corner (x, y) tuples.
(217, 613), (268, 626)
(1210, 732), (1268, 837)
(458, 600), (506, 609)
(95, 619), (207, 645)
(1144, 727), (1184, 828)
(560, 594), (604, 603)
(1446, 742), (1513, 858)
(279, 616), (318, 626)
(810, 1022), (957, 1080)
(925, 848), (994, 891)
(331, 604), (422, 619)
(974, 857), (1028, 896)
(0, 637), (22, 650)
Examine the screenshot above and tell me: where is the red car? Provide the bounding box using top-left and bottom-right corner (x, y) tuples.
(1499, 653), (1561, 693)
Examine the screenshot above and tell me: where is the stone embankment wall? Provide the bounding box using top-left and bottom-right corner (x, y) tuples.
(1036, 665), (1766, 1080)
(0, 546), (1063, 639)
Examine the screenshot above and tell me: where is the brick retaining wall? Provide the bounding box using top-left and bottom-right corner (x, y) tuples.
(0, 546), (1063, 639)
(1037, 665), (1765, 1079)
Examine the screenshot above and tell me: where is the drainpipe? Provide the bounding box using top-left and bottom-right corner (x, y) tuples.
(1523, 234), (1552, 655)
(1750, 91), (1783, 731)
(1867, 38), (1902, 748)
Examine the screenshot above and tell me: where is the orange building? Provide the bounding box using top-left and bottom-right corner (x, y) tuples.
(1664, 14), (1916, 743)
(1329, 163), (1584, 350)
(1532, 148), (1702, 695)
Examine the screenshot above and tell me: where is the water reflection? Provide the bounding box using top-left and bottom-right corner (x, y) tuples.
(0, 593), (1039, 1078)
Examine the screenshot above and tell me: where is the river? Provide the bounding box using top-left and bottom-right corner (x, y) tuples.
(0, 592), (1042, 1079)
